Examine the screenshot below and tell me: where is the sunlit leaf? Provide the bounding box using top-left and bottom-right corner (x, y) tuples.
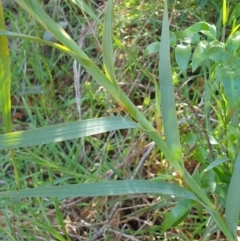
(102, 0), (117, 87)
(0, 4), (11, 133)
(222, 0), (227, 26)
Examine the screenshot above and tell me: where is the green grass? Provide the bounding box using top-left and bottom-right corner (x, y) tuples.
(1, 0), (240, 240)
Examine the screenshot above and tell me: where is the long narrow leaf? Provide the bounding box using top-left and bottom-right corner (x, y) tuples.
(159, 0), (216, 215)
(159, 0), (183, 173)
(102, 0), (118, 89)
(0, 180), (199, 200)
(225, 153), (240, 239)
(0, 117), (138, 150)
(70, 0), (102, 25)
(204, 204), (235, 241)
(0, 4), (11, 133)
(0, 3), (21, 189)
(222, 0), (227, 26)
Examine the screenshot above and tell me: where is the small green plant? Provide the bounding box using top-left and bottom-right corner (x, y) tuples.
(0, 0), (240, 240)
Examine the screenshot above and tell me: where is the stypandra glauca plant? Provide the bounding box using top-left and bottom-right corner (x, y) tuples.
(0, 0), (238, 240)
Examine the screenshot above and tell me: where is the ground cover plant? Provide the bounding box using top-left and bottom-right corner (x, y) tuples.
(1, 0), (240, 240)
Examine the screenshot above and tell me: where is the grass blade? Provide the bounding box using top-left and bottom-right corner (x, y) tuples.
(222, 0), (227, 26)
(102, 0), (118, 89)
(0, 117), (138, 150)
(204, 205), (235, 241)
(0, 4), (11, 133)
(159, 0), (183, 173)
(225, 153), (240, 239)
(0, 180), (199, 200)
(159, 0), (216, 212)
(0, 3), (21, 189)
(70, 0), (102, 25)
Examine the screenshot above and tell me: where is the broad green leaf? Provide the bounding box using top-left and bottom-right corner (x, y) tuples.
(202, 40), (228, 63)
(0, 117), (138, 150)
(219, 67), (240, 108)
(144, 33), (176, 56)
(203, 46), (228, 63)
(144, 42), (160, 55)
(159, 0), (183, 173)
(226, 31), (240, 53)
(201, 169), (217, 194)
(0, 180), (199, 200)
(162, 199), (191, 231)
(225, 153), (240, 239)
(175, 30), (200, 44)
(170, 32), (177, 45)
(175, 43), (191, 77)
(187, 22), (217, 39)
(192, 40), (208, 71)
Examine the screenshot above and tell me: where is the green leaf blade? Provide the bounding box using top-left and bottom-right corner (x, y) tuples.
(0, 4), (11, 133)
(225, 153), (240, 239)
(159, 0), (183, 173)
(0, 180), (199, 200)
(162, 199), (191, 231)
(0, 117), (138, 150)
(102, 0), (117, 86)
(175, 43), (191, 77)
